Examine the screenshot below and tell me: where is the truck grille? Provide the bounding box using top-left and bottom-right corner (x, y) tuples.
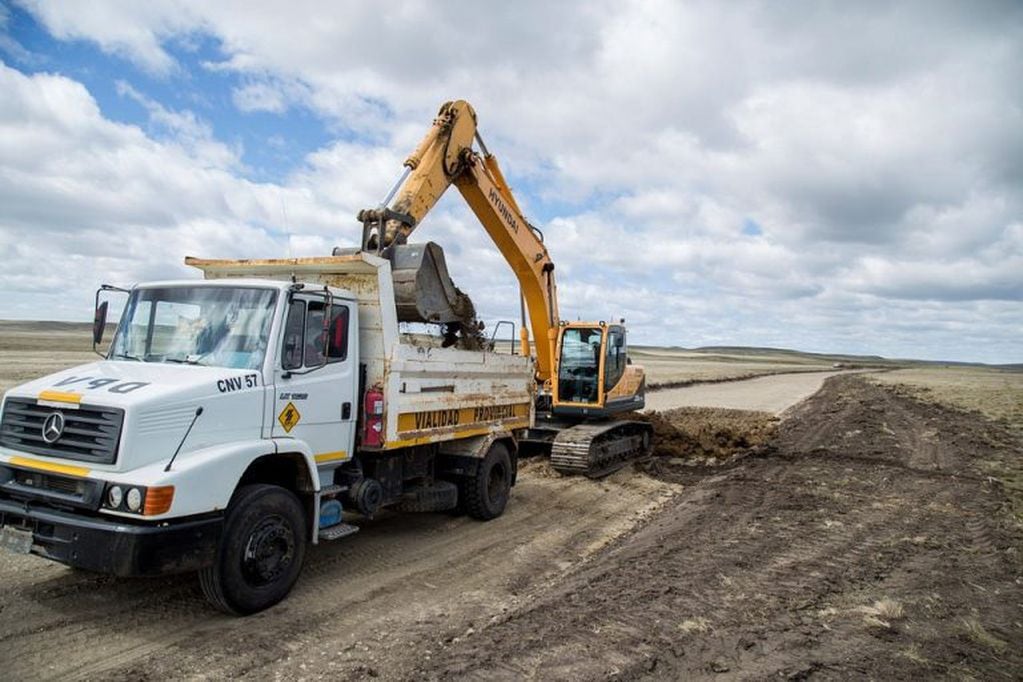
(0, 398), (123, 464)
(0, 464), (104, 511)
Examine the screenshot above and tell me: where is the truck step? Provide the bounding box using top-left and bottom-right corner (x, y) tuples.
(318, 522), (360, 542)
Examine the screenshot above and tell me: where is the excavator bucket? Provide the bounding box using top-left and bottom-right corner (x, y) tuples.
(387, 242), (476, 326)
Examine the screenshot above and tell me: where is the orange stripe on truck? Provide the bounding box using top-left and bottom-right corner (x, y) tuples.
(9, 456), (90, 477)
(37, 390), (83, 404)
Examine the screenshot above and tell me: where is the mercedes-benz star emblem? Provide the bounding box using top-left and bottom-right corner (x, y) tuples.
(42, 412), (65, 444)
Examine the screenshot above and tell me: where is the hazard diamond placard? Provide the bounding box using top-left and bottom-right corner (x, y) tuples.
(277, 401), (301, 433)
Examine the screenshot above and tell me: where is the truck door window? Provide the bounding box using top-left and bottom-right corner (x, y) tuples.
(305, 301), (349, 366)
(283, 299), (349, 370)
(327, 306), (349, 361)
(305, 304), (326, 366)
(282, 300), (306, 370)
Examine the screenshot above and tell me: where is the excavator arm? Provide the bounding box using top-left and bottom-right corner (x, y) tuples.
(359, 100), (651, 478)
(359, 100), (560, 383)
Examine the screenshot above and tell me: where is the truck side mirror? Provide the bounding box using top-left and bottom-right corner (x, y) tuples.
(93, 301), (109, 346)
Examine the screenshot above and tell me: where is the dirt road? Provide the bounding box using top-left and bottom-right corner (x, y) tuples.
(0, 464), (679, 680)
(644, 370), (846, 413)
(1, 376), (1020, 679)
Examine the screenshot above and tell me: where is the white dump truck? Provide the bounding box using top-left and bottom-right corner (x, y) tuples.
(0, 250), (533, 614)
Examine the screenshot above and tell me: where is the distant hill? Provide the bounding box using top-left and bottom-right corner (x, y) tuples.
(0, 321), (1017, 372)
(633, 344), (1021, 372)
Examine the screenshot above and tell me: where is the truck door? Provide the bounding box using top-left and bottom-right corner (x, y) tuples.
(272, 294), (357, 472)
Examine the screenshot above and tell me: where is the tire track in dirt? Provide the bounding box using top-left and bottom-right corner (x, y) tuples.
(411, 376), (1023, 680)
(0, 466), (679, 680)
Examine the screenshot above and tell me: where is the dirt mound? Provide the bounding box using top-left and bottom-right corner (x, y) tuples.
(630, 407), (778, 483)
(414, 375), (1023, 680)
(659, 407), (775, 457)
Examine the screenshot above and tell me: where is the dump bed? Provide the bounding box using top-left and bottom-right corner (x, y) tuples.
(186, 252), (534, 450)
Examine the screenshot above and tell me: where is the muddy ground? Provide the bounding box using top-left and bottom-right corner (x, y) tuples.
(1, 376), (1021, 680)
(422, 376), (1023, 680)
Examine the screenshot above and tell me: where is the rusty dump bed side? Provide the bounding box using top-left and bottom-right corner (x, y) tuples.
(185, 252), (535, 450)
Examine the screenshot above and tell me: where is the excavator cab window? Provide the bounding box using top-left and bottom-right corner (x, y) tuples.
(603, 326), (626, 392)
(557, 327), (602, 404)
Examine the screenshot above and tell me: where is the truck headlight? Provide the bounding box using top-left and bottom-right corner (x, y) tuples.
(107, 485), (123, 508)
(101, 483), (174, 515)
(126, 487), (143, 512)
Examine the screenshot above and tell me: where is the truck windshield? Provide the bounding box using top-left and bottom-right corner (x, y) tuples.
(109, 286), (277, 370)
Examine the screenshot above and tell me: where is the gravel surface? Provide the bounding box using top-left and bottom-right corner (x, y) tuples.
(645, 370), (848, 414)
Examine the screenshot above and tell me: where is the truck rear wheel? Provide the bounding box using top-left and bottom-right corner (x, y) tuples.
(199, 484), (307, 615)
(464, 442), (512, 521)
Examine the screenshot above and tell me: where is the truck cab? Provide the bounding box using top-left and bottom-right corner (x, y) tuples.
(0, 254), (533, 614)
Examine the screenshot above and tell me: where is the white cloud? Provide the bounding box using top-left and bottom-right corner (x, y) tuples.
(3, 1), (1023, 362)
(230, 77), (313, 115)
(14, 0), (201, 75)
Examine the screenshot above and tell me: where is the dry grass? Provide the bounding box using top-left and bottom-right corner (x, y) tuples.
(899, 644), (932, 666)
(0, 322), (96, 395)
(677, 617), (711, 634)
(858, 598), (905, 629)
(868, 367), (1023, 430)
(869, 367), (1023, 523)
(962, 617), (1008, 652)
(633, 348), (835, 387)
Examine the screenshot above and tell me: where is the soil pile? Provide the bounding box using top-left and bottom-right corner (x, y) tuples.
(417, 376), (1023, 680)
(633, 407), (778, 484)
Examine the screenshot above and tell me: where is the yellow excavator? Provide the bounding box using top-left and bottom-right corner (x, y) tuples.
(352, 100), (651, 477)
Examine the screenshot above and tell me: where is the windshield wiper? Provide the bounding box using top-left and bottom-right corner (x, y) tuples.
(164, 356), (207, 366)
(111, 352), (143, 362)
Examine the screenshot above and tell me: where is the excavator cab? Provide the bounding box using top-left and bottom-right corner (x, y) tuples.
(552, 322), (644, 416)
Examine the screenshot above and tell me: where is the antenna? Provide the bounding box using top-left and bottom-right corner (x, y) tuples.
(165, 407), (204, 472)
(281, 194), (292, 258)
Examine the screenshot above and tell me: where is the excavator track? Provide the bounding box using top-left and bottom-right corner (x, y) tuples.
(549, 420), (653, 478)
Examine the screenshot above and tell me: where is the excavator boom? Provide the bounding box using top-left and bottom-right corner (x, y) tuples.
(358, 100), (650, 477)
(360, 100), (560, 382)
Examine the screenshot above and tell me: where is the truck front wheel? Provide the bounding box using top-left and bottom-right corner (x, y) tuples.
(464, 442), (512, 521)
(199, 484), (307, 615)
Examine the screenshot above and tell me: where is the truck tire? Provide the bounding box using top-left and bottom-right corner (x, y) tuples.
(199, 484), (307, 615)
(464, 442), (512, 521)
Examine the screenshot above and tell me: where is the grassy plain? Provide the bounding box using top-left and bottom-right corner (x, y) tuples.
(868, 366), (1023, 521)
(868, 367), (1023, 430)
(0, 321), (97, 395)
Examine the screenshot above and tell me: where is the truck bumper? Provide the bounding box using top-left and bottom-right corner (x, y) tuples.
(0, 499), (223, 576)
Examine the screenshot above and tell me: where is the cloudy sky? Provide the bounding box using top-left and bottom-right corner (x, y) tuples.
(1, 1), (1020, 363)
